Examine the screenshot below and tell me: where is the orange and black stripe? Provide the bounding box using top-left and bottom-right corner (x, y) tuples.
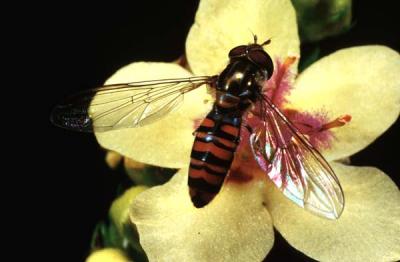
(188, 108), (241, 207)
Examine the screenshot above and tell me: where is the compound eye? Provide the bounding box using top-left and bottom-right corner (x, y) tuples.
(228, 45), (247, 58)
(248, 49), (274, 79)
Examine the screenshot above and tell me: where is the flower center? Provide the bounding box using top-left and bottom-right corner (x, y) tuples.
(228, 56), (352, 184)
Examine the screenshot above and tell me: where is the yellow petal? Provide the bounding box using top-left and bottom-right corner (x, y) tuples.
(130, 169), (274, 262)
(288, 46), (400, 161)
(86, 248), (131, 262)
(264, 162), (400, 262)
(94, 62), (212, 168)
(186, 0), (299, 75)
(110, 186), (148, 234)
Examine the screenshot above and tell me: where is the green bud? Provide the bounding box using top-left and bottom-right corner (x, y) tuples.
(291, 0), (352, 42)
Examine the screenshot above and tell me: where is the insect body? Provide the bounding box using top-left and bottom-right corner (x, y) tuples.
(189, 41), (274, 207)
(51, 37), (344, 219)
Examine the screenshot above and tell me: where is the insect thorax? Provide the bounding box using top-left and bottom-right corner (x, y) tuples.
(216, 58), (267, 111)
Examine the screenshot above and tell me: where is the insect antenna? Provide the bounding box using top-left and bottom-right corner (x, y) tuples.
(247, 28), (258, 44)
(253, 34), (258, 44)
(261, 38), (271, 46)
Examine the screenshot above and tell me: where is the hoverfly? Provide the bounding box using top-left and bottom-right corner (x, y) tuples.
(51, 36), (344, 220)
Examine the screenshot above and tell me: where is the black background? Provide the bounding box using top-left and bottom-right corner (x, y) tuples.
(19, 0), (400, 261)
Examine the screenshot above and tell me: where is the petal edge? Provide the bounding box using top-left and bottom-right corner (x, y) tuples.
(265, 162), (400, 262)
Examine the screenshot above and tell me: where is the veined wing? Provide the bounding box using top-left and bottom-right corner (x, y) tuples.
(249, 95), (344, 219)
(51, 76), (214, 132)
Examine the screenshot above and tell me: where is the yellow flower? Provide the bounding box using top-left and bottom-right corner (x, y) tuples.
(86, 248), (131, 262)
(93, 0), (400, 261)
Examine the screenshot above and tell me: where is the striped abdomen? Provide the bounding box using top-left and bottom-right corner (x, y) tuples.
(188, 108), (241, 207)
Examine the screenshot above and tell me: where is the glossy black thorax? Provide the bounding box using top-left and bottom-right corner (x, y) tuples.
(215, 43), (274, 111)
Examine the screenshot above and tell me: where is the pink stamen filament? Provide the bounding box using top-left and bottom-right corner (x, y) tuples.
(269, 56), (296, 104)
(320, 114), (352, 131)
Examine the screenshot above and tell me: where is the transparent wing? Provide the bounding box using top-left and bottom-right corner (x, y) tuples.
(249, 95), (344, 219)
(51, 76), (214, 132)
